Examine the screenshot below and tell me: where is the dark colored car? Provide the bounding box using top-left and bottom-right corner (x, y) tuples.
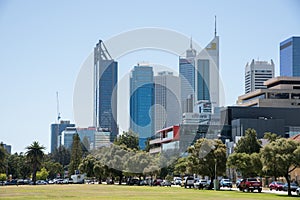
(220, 179), (233, 188)
(5, 179), (18, 185)
(283, 182), (298, 192)
(127, 178), (140, 185)
(153, 179), (163, 186)
(269, 181), (284, 191)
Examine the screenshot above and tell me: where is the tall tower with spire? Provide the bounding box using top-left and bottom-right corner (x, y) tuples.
(94, 40), (118, 141)
(195, 16), (220, 110)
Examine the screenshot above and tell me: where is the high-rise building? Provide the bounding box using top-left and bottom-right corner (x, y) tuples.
(280, 36), (300, 77)
(196, 34), (219, 109)
(61, 127), (78, 149)
(94, 40), (118, 141)
(154, 71), (181, 132)
(130, 64), (154, 149)
(0, 142), (12, 154)
(179, 40), (197, 113)
(50, 120), (75, 153)
(245, 59), (275, 94)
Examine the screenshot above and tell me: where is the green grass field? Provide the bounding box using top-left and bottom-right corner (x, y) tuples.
(0, 184), (296, 200)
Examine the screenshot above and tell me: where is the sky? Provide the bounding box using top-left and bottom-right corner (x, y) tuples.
(0, 0), (299, 153)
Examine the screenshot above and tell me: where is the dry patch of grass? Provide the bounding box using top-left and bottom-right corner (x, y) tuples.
(0, 184), (294, 200)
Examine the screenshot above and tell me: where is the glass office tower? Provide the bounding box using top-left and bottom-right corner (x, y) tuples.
(280, 37), (300, 77)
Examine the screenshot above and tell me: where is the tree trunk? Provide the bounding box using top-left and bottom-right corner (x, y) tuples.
(285, 174), (292, 196)
(32, 164), (37, 185)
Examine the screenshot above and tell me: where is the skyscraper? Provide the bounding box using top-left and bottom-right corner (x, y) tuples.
(195, 33), (220, 109)
(179, 39), (197, 113)
(94, 40), (118, 141)
(130, 64), (154, 149)
(154, 71), (181, 131)
(280, 36), (300, 77)
(50, 120), (75, 153)
(245, 59), (274, 94)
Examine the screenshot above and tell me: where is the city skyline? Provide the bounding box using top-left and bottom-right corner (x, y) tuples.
(0, 1), (299, 153)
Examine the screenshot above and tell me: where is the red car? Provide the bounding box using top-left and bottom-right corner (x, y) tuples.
(269, 181), (284, 191)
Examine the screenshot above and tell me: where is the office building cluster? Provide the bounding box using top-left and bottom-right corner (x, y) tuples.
(50, 33), (300, 154)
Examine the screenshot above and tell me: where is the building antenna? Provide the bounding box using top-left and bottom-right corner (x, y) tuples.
(190, 36), (193, 49)
(56, 91), (61, 122)
(214, 15), (217, 37)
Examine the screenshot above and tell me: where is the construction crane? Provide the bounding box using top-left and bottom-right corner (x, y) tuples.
(56, 91), (61, 122)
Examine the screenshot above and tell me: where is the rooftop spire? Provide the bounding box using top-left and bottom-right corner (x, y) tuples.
(190, 36), (193, 49)
(214, 15), (217, 37)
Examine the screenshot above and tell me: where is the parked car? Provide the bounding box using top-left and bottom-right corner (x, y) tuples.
(36, 180), (48, 185)
(5, 179), (18, 185)
(269, 181), (284, 191)
(184, 176), (195, 188)
(296, 187), (300, 196)
(194, 179), (209, 189)
(127, 178), (139, 185)
(283, 182), (298, 192)
(220, 179), (233, 188)
(173, 177), (182, 185)
(237, 178), (262, 193)
(153, 179), (163, 186)
(161, 180), (172, 187)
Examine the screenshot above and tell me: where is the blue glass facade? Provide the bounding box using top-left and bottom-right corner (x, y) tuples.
(179, 58), (195, 100)
(280, 37), (300, 77)
(197, 59), (210, 101)
(130, 66), (154, 149)
(50, 121), (75, 153)
(95, 60), (118, 142)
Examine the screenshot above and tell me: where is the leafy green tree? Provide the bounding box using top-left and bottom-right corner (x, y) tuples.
(174, 157), (188, 181)
(69, 134), (83, 175)
(263, 132), (281, 143)
(79, 154), (96, 177)
(227, 129), (263, 178)
(188, 138), (227, 187)
(235, 128), (261, 154)
(0, 143), (7, 173)
(36, 167), (49, 180)
(93, 161), (105, 184)
(25, 141), (45, 185)
(42, 155), (63, 179)
(261, 138), (300, 196)
(114, 130), (139, 150)
(0, 173), (7, 185)
(51, 145), (71, 167)
(227, 152), (262, 177)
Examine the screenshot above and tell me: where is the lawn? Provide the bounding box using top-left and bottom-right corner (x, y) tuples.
(0, 184), (296, 200)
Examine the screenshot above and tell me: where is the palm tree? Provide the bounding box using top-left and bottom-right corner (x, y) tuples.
(25, 141), (45, 185)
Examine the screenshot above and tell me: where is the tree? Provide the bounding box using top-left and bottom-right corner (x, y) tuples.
(51, 146), (71, 167)
(25, 141), (45, 185)
(188, 138), (227, 188)
(261, 138), (300, 196)
(174, 157), (188, 179)
(263, 132), (281, 143)
(0, 143), (7, 173)
(43, 155), (63, 179)
(0, 173), (6, 185)
(235, 129), (261, 154)
(36, 167), (49, 180)
(79, 154), (96, 177)
(69, 134), (83, 175)
(227, 129), (263, 178)
(114, 130), (139, 150)
(227, 152), (262, 177)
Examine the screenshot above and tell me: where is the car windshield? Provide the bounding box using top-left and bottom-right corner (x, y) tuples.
(277, 182), (284, 185)
(223, 179), (230, 182)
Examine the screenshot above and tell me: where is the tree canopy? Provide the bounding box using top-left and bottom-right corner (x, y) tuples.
(69, 134), (83, 175)
(25, 141), (45, 185)
(261, 138), (300, 196)
(234, 128), (261, 154)
(187, 138), (227, 185)
(114, 130), (139, 150)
